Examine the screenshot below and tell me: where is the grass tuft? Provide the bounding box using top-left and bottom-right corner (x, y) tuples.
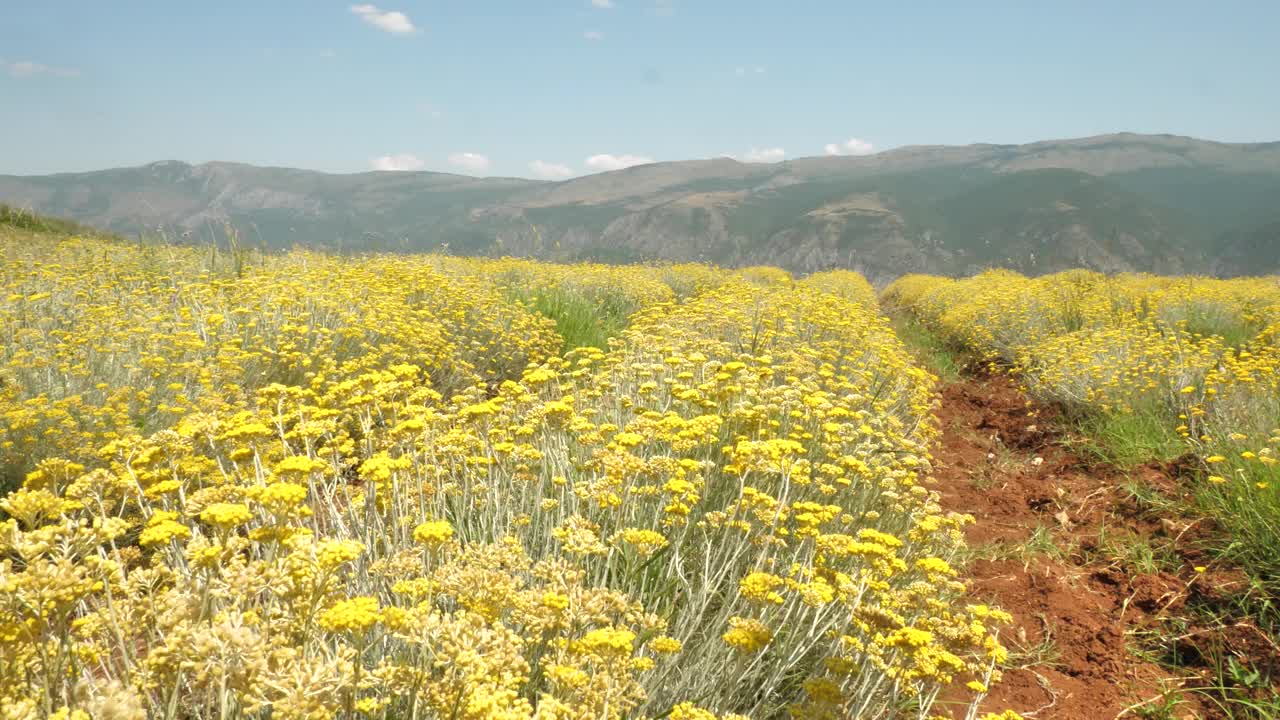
(888, 312), (965, 380)
(510, 286), (629, 352)
(1067, 406), (1187, 467)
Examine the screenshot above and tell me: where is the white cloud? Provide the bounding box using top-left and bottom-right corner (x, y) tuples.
(734, 66), (765, 76)
(590, 0), (615, 7)
(823, 138), (876, 156)
(448, 152), (492, 173)
(741, 147), (786, 163)
(370, 154), (425, 171)
(653, 0), (675, 16)
(350, 4), (417, 34)
(585, 153), (654, 171)
(5, 60), (80, 78)
(529, 160), (574, 180)
(584, 30), (604, 41)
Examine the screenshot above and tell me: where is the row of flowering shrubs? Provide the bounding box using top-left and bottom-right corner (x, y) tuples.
(0, 228), (1012, 719)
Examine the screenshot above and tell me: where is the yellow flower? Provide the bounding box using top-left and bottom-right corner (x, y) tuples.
(552, 515), (608, 555)
(883, 626), (934, 649)
(316, 539), (365, 570)
(273, 455), (328, 477)
(359, 452), (411, 483)
(916, 557), (956, 577)
(722, 617), (772, 653)
(547, 664), (589, 689)
(412, 519), (454, 547)
(138, 511), (192, 547)
(0, 488), (67, 526)
(611, 527), (669, 556)
(199, 502), (253, 528)
(355, 697), (389, 714)
(541, 592), (570, 611)
(247, 482), (308, 513)
(317, 596), (381, 634)
(613, 431), (645, 448)
(669, 703), (718, 720)
(576, 626), (636, 657)
(738, 572), (785, 605)
(649, 635), (683, 654)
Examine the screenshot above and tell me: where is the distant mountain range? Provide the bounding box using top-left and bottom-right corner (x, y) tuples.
(3, 133), (1279, 283)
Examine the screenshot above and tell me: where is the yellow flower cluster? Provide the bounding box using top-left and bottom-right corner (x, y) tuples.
(798, 269), (878, 310)
(433, 256), (724, 351)
(412, 519), (455, 546)
(0, 225), (1010, 719)
(0, 235), (562, 484)
(886, 269), (1280, 415)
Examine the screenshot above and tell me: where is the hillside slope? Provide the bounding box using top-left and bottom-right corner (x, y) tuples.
(2, 133), (1277, 282)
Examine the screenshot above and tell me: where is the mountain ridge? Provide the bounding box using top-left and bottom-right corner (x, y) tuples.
(19, 131), (1279, 181)
(3, 133), (1278, 283)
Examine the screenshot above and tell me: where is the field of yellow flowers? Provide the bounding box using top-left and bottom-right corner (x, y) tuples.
(885, 269), (1280, 582)
(0, 223), (1015, 720)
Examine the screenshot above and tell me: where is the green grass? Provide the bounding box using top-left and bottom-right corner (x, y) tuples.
(0, 204), (109, 237)
(1005, 615), (1064, 671)
(1128, 683), (1191, 720)
(1097, 413), (1280, 590)
(1067, 407), (1187, 467)
(1180, 313), (1266, 350)
(1195, 464), (1280, 588)
(1119, 476), (1280, 719)
(888, 312), (964, 380)
(960, 524), (1070, 568)
(1089, 522), (1181, 575)
(510, 287), (628, 353)
(1132, 620), (1280, 720)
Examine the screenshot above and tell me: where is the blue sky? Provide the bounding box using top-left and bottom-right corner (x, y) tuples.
(2, 1), (1278, 178)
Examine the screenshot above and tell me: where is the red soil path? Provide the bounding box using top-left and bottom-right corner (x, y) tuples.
(931, 373), (1263, 719)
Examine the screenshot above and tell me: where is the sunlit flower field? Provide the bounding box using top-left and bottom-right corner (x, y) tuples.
(885, 270), (1280, 580)
(0, 227), (1014, 720)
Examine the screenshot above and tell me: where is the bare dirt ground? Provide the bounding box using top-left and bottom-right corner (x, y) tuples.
(930, 372), (1274, 719)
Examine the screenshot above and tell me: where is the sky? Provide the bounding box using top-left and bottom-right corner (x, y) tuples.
(2, 1), (1279, 179)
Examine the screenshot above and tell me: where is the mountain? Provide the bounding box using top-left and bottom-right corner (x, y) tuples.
(1215, 217), (1280, 278)
(2, 133), (1278, 283)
